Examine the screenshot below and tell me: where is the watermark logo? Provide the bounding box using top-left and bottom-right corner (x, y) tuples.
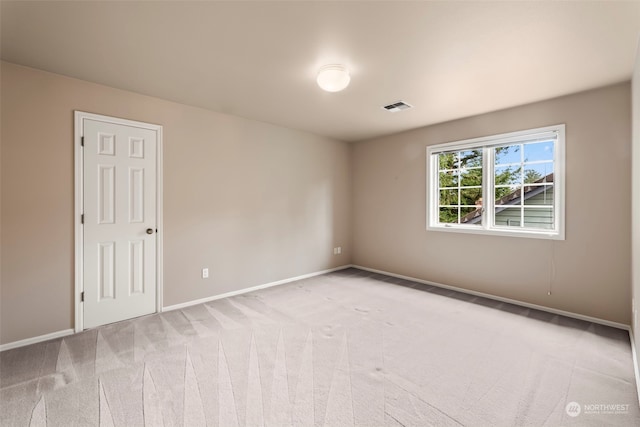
(565, 402), (581, 417)
(565, 401), (630, 417)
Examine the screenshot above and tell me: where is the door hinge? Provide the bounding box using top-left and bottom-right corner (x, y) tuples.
(81, 214), (84, 224)
(81, 291), (85, 302)
(81, 136), (84, 147)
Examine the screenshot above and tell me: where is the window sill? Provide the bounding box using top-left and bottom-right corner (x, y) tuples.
(426, 224), (565, 240)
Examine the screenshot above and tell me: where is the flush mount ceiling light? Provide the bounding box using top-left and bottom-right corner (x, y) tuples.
(316, 64), (350, 92)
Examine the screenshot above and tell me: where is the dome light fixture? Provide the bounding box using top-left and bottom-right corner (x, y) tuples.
(316, 64), (350, 92)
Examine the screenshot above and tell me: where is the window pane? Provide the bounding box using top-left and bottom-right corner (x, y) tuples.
(459, 150), (482, 168)
(524, 185), (554, 205)
(439, 171), (458, 188)
(495, 165), (521, 186)
(495, 185), (521, 205)
(460, 187), (482, 206)
(436, 148), (483, 226)
(495, 145), (521, 166)
(494, 207), (522, 227)
(524, 141), (554, 162)
(439, 207), (458, 224)
(439, 152), (457, 170)
(460, 206), (482, 225)
(439, 189), (458, 206)
(523, 163), (553, 183)
(460, 168), (482, 187)
(523, 207), (554, 229)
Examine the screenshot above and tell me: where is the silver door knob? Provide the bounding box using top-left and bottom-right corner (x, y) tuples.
(146, 228), (154, 235)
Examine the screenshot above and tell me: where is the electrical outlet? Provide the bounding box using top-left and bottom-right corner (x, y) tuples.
(202, 268), (209, 279)
(333, 247), (342, 255)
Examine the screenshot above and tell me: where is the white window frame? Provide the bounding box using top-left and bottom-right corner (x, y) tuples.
(426, 124), (565, 240)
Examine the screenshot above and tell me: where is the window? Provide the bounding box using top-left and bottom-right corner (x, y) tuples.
(427, 124), (565, 239)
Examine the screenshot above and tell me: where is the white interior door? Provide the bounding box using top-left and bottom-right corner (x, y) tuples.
(82, 118), (158, 329)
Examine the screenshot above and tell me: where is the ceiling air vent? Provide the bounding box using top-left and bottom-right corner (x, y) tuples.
(382, 101), (412, 112)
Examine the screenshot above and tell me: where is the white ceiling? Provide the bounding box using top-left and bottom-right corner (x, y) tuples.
(2, 1), (640, 142)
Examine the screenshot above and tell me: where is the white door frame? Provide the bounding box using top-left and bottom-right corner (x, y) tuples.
(74, 111), (164, 332)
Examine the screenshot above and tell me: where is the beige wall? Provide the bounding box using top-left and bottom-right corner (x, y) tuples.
(0, 59), (633, 345)
(352, 82), (631, 325)
(0, 62), (351, 345)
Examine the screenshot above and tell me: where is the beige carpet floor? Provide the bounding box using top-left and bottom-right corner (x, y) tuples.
(1, 267), (638, 426)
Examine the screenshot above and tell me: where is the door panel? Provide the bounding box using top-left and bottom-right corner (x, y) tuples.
(83, 119), (157, 329)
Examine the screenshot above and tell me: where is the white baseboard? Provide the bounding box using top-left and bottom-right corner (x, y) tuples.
(0, 329), (74, 352)
(4, 264), (627, 357)
(353, 264), (630, 331)
(0, 266), (352, 352)
(630, 330), (640, 406)
(163, 264), (353, 312)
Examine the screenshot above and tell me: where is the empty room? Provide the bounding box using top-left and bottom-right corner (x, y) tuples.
(2, 1), (640, 426)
